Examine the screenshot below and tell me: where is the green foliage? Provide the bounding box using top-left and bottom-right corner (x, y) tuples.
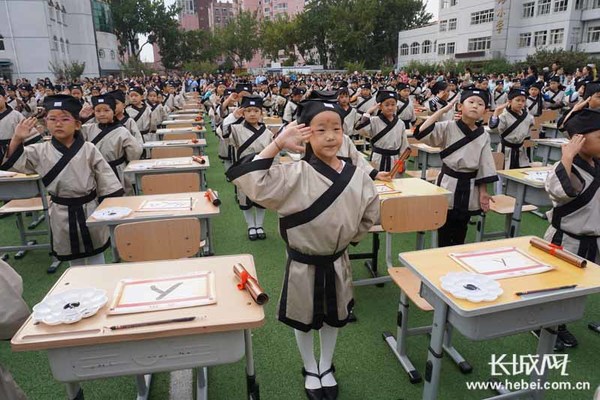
(182, 61), (219, 75)
(524, 48), (600, 74)
(120, 57), (154, 76)
(480, 58), (514, 74)
(216, 11), (260, 68)
(344, 61), (366, 73)
(259, 15), (299, 63)
(159, 29), (219, 71)
(48, 60), (87, 81)
(403, 60), (438, 75)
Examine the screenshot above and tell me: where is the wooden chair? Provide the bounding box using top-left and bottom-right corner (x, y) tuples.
(0, 197), (49, 260)
(476, 152), (538, 241)
(151, 147), (194, 159)
(405, 168), (440, 183)
(374, 196), (471, 383)
(140, 172), (200, 195)
(114, 218), (201, 262)
(163, 133), (197, 141)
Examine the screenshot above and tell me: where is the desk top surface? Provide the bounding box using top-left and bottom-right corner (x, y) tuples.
(143, 139), (207, 148)
(87, 191), (220, 227)
(0, 173), (40, 183)
(410, 143), (442, 153)
(12, 254), (264, 352)
(497, 166), (553, 188)
(124, 157), (210, 173)
(375, 178), (451, 199)
(399, 236), (600, 317)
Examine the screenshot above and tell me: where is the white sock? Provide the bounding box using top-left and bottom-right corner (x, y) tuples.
(294, 329), (321, 390)
(255, 208), (266, 228)
(242, 210), (255, 230)
(319, 323), (338, 387)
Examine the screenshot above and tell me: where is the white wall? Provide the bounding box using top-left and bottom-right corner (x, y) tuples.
(96, 31), (120, 73)
(63, 0), (100, 78)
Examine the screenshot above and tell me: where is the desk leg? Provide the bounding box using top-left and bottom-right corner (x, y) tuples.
(431, 230), (438, 248)
(196, 367), (208, 400)
(416, 231), (425, 250)
(508, 184), (525, 238)
(423, 297), (448, 400)
(135, 175), (142, 195)
(244, 329), (260, 400)
(542, 146), (550, 166)
(531, 327), (558, 400)
(421, 153), (429, 180)
(65, 382), (83, 400)
(109, 227), (119, 263)
(135, 374), (152, 400)
(205, 218), (214, 256)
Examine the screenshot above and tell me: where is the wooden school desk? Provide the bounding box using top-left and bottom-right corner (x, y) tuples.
(156, 127), (205, 140)
(484, 126), (500, 148)
(399, 236), (600, 400)
(410, 143), (442, 180)
(161, 119), (203, 127)
(497, 167), (552, 237)
(540, 122), (560, 139)
(353, 178), (451, 287)
(87, 191), (220, 261)
(531, 138), (567, 165)
(172, 108), (201, 114)
(142, 139), (207, 157)
(11, 254), (265, 400)
(167, 113), (202, 120)
(0, 173), (61, 272)
(125, 156), (210, 194)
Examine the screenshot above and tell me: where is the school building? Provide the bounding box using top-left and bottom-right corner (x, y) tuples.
(0, 0), (121, 81)
(396, 0), (600, 67)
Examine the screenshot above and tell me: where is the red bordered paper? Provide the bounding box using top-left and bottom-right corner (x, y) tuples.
(108, 272), (216, 315)
(449, 247), (553, 280)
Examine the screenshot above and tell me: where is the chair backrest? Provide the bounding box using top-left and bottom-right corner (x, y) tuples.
(152, 147), (194, 159)
(163, 133), (197, 140)
(492, 152), (505, 171)
(407, 137), (419, 157)
(540, 109), (558, 123)
(114, 218), (201, 262)
(380, 195), (448, 233)
(140, 172), (200, 195)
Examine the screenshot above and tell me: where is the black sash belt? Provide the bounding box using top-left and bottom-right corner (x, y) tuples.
(372, 146), (400, 172)
(0, 139), (10, 160)
(438, 164), (477, 211)
(108, 155), (127, 177)
(51, 190), (97, 256)
(287, 246), (347, 328)
(501, 138), (526, 169)
(551, 228), (599, 261)
(140, 130), (150, 135)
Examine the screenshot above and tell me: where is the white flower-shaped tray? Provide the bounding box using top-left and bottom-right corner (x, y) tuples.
(91, 207), (132, 221)
(32, 288), (108, 325)
(440, 272), (503, 303)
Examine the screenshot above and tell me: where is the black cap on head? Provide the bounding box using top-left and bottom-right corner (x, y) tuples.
(18, 83), (32, 92)
(508, 88), (528, 100)
(296, 99), (343, 126)
(240, 95), (263, 109)
(7, 85), (17, 91)
(224, 88), (235, 96)
(128, 86), (144, 96)
(0, 86), (5, 97)
(431, 81), (448, 95)
(307, 90), (338, 101)
(69, 84), (83, 92)
(530, 81), (544, 90)
(292, 87), (306, 96)
(43, 94), (82, 119)
(91, 94), (116, 111)
(563, 109), (600, 136)
(360, 83), (372, 90)
(584, 81), (600, 99)
(280, 82), (290, 89)
(460, 88), (489, 108)
(337, 87), (350, 96)
(396, 83), (409, 91)
(376, 90), (399, 104)
(109, 89), (126, 103)
(235, 83), (252, 94)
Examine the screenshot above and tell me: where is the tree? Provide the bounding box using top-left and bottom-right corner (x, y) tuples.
(217, 11), (260, 68)
(295, 0), (334, 68)
(49, 61), (86, 81)
(259, 15), (299, 64)
(525, 49), (600, 74)
(109, 0), (180, 60)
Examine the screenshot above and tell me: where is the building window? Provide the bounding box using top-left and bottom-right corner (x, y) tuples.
(0, 35), (4, 51)
(538, 0), (551, 14)
(519, 32), (532, 47)
(441, 0), (449, 8)
(438, 43), (446, 55)
(111, 50), (115, 59)
(400, 44), (409, 56)
(588, 26), (600, 42)
(534, 30), (548, 46)
(447, 42), (455, 54)
(98, 49), (105, 58)
(48, 1), (55, 20)
(467, 36), (491, 51)
(450, 0), (458, 5)
(92, 0), (115, 33)
(554, 0), (568, 11)
(52, 35), (58, 51)
(440, 20), (447, 31)
(65, 39), (69, 54)
(575, 0), (584, 8)
(518, 33), (532, 47)
(592, 0), (600, 8)
(448, 18), (457, 30)
(422, 40), (432, 53)
(60, 38), (65, 53)
(471, 9), (494, 25)
(523, 2), (535, 17)
(550, 28), (564, 44)
(410, 42), (420, 55)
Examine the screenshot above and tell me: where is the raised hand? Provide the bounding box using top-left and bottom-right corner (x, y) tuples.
(13, 117), (38, 141)
(276, 121), (312, 153)
(562, 134), (585, 163)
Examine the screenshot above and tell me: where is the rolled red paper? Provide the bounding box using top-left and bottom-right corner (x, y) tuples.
(233, 263), (269, 305)
(530, 237), (587, 268)
(192, 155), (206, 164)
(205, 189), (221, 206)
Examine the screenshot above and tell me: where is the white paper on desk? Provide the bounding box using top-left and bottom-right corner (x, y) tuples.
(449, 247), (553, 280)
(108, 271), (216, 315)
(375, 183), (401, 195)
(164, 140), (191, 145)
(128, 162), (156, 170)
(138, 198), (198, 212)
(155, 159), (193, 167)
(523, 170), (550, 182)
(0, 171), (17, 177)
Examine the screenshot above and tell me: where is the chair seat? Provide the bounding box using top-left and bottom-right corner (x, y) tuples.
(0, 197), (46, 214)
(490, 194), (538, 214)
(388, 267), (433, 311)
(529, 161), (543, 167)
(405, 169), (440, 183)
(369, 224), (384, 233)
(353, 139), (367, 146)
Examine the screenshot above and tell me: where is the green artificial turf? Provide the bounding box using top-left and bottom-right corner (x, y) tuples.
(0, 126), (598, 400)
